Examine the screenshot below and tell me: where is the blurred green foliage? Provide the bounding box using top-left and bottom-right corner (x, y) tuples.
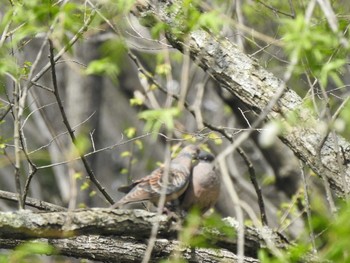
(85, 39), (127, 81)
(0, 242), (55, 263)
(281, 15), (346, 88)
(260, 201), (350, 263)
(138, 107), (181, 136)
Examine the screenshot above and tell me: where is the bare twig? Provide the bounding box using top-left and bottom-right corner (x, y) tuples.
(234, 0), (245, 50)
(30, 81), (54, 93)
(300, 162), (317, 253)
(28, 9), (96, 90)
(256, 0), (295, 18)
(191, 78), (208, 130)
(48, 39), (114, 205)
(19, 129), (38, 208)
(0, 190), (66, 212)
(28, 110), (96, 155)
(218, 156), (245, 263)
(237, 147), (268, 226)
(142, 142), (172, 263)
(178, 43), (190, 109)
(13, 81), (23, 209)
(0, 104), (12, 121)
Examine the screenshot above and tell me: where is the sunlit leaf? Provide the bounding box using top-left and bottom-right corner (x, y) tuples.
(138, 107), (181, 136)
(121, 151), (132, 158)
(124, 127), (136, 138)
(130, 97), (144, 106)
(134, 139), (143, 150)
(208, 132), (222, 145)
(80, 181), (90, 190)
(120, 168), (128, 174)
(74, 172), (82, 180)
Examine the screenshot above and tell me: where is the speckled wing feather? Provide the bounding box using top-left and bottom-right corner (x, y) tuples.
(110, 145), (199, 209)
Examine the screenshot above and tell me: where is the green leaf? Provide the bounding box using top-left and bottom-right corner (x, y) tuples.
(121, 151), (131, 158)
(85, 57), (120, 79)
(155, 63), (172, 75)
(138, 107), (181, 135)
(134, 139), (143, 150)
(80, 181), (90, 190)
(120, 168), (128, 174)
(116, 0), (137, 13)
(197, 11), (224, 33)
(130, 97), (144, 106)
(74, 134), (90, 155)
(74, 172), (82, 180)
(208, 132), (222, 145)
(10, 242), (55, 261)
(124, 127), (136, 138)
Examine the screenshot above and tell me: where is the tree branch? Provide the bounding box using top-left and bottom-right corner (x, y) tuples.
(0, 209), (288, 261)
(0, 236), (259, 263)
(48, 40), (114, 205)
(0, 190), (66, 212)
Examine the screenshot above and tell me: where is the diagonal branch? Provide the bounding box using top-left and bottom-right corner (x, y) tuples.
(48, 40), (114, 205)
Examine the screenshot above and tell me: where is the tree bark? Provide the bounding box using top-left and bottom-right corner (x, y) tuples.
(0, 209), (288, 262)
(133, 0), (350, 198)
(0, 236), (260, 263)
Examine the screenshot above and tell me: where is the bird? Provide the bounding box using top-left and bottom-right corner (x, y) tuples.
(110, 145), (200, 209)
(178, 151), (220, 214)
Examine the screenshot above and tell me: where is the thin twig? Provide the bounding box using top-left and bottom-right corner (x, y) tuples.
(19, 128), (38, 208)
(178, 42), (190, 109)
(0, 190), (66, 212)
(48, 39), (114, 205)
(28, 8), (96, 90)
(300, 161), (317, 253)
(0, 104), (12, 121)
(13, 81), (23, 209)
(28, 110), (96, 155)
(191, 78), (208, 130)
(218, 156), (245, 263)
(142, 141), (172, 263)
(256, 0), (295, 18)
(315, 82), (341, 212)
(30, 81), (54, 93)
(237, 147), (268, 226)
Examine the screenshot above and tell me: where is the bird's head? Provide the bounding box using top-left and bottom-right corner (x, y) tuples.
(198, 151), (215, 162)
(177, 144), (200, 159)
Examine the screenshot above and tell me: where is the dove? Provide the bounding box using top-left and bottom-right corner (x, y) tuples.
(178, 151), (220, 214)
(110, 145), (200, 209)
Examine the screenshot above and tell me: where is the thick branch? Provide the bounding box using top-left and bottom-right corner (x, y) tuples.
(0, 209), (288, 261)
(134, 0), (350, 197)
(0, 236), (259, 263)
(0, 209), (174, 239)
